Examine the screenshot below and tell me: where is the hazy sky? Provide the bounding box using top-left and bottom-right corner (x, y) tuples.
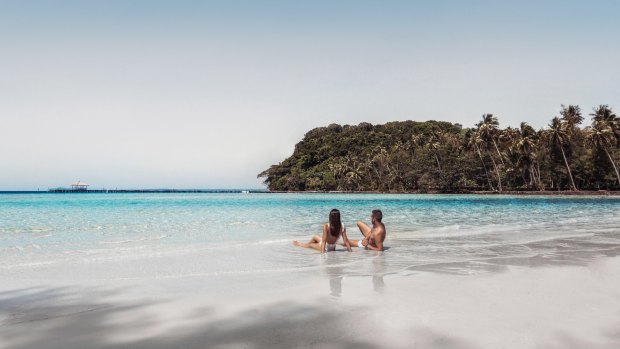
(1, 0), (619, 190)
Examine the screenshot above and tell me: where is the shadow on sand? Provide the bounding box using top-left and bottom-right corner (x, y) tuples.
(0, 284), (484, 349)
(2, 270), (620, 349)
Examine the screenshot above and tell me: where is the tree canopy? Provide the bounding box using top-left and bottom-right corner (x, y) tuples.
(258, 106), (620, 192)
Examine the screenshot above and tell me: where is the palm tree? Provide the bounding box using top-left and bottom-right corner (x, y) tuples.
(560, 105), (584, 130)
(500, 127), (519, 158)
(428, 131), (443, 171)
(592, 105), (620, 144)
(587, 105), (620, 187)
(369, 146), (390, 191)
(328, 160), (347, 190)
(548, 117), (577, 191)
(466, 130), (494, 191)
(477, 114), (503, 191)
(342, 157), (362, 191)
(387, 142), (407, 191)
(514, 122), (540, 189)
(477, 114), (505, 165)
(344, 170), (361, 190)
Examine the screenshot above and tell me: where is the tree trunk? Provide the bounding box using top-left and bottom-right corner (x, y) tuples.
(434, 153), (442, 171)
(532, 164), (541, 189)
(476, 144), (494, 191)
(493, 139), (505, 165)
(559, 145), (577, 191)
(488, 150), (502, 192)
(604, 148), (620, 188)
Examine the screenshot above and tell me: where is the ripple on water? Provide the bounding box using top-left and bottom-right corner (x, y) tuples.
(0, 193), (619, 276)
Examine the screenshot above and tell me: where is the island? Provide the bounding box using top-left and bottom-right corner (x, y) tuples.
(259, 105), (620, 193)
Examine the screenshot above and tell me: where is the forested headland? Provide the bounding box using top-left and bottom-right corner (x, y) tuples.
(258, 105), (620, 193)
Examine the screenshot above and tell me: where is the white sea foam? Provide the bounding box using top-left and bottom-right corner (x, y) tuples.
(98, 235), (168, 245)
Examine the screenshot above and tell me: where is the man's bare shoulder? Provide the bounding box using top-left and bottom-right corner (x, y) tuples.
(377, 223), (386, 234)
(370, 223), (385, 235)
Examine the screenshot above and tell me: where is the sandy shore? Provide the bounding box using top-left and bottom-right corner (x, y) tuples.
(2, 253), (619, 349)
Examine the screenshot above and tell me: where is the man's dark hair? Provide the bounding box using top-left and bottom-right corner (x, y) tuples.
(372, 209), (383, 222)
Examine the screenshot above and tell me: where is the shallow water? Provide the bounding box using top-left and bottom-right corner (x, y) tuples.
(1, 193), (619, 279)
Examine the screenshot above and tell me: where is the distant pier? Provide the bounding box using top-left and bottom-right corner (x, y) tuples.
(46, 188), (267, 193)
(43, 180), (266, 193)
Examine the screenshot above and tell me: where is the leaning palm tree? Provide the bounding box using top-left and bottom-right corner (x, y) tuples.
(515, 122), (540, 189)
(465, 130), (494, 191)
(592, 105), (620, 145)
(477, 114), (503, 191)
(428, 131), (443, 171)
(588, 105), (620, 187)
(477, 114), (505, 165)
(500, 127), (519, 158)
(548, 117), (577, 191)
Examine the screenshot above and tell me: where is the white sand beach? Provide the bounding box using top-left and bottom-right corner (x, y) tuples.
(2, 192), (620, 348)
(2, 248), (619, 349)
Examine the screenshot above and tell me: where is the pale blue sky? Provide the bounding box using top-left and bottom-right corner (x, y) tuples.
(1, 0), (619, 189)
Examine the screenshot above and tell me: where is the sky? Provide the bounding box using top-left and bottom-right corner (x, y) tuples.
(1, 0), (619, 190)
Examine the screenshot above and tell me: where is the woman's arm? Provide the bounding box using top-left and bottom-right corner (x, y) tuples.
(341, 228), (352, 252)
(321, 224), (328, 253)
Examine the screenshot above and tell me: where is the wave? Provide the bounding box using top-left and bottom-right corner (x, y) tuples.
(0, 244), (44, 253)
(392, 214), (619, 241)
(98, 235), (168, 245)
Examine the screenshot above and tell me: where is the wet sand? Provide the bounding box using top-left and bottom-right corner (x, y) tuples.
(2, 253), (619, 349)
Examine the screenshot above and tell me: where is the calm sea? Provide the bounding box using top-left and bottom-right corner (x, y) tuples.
(1, 193), (619, 279)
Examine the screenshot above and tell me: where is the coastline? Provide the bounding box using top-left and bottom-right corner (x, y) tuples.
(2, 189), (618, 196)
(267, 189), (620, 196)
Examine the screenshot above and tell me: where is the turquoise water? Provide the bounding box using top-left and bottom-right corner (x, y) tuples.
(1, 193), (620, 278)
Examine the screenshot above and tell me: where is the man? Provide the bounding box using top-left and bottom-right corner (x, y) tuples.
(348, 209), (386, 251)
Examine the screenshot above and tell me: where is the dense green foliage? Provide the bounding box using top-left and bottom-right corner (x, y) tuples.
(258, 105), (620, 192)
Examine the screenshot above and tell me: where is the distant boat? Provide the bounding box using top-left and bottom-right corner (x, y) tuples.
(241, 190), (250, 194)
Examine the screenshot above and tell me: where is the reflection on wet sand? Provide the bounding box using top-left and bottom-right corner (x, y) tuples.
(371, 253), (386, 293)
(321, 251), (390, 297)
(321, 253), (344, 297)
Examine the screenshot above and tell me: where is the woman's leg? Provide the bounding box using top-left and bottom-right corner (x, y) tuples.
(293, 235), (322, 250)
(347, 238), (360, 247)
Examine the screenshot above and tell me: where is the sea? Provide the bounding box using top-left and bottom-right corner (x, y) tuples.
(1, 193), (620, 284)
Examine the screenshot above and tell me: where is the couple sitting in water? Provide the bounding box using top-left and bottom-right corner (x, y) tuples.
(293, 209), (386, 253)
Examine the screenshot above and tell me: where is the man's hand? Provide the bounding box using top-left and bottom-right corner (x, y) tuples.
(361, 238), (369, 247)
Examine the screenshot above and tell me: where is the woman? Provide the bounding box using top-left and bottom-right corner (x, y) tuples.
(293, 209), (353, 253)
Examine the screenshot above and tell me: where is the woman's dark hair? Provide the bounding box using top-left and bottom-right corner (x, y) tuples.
(328, 209), (341, 237)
